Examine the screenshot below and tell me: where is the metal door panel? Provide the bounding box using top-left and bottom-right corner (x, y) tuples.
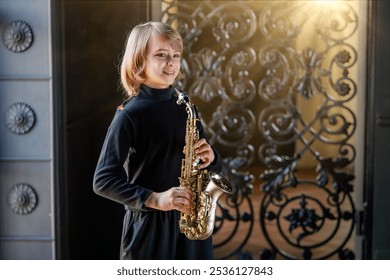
(0, 161), (52, 236)
(0, 0), (53, 259)
(0, 0), (50, 77)
(0, 240), (53, 259)
(0, 80), (51, 159)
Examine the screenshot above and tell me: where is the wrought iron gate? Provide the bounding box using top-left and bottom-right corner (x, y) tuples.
(161, 0), (365, 259)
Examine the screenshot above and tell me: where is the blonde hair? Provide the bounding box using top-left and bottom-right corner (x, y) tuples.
(120, 21), (183, 97)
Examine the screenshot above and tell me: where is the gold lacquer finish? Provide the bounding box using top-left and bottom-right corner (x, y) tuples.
(176, 89), (232, 240)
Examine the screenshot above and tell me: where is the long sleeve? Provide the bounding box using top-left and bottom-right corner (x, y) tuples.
(93, 109), (152, 211)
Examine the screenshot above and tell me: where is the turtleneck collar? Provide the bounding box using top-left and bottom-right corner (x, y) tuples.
(138, 84), (175, 101)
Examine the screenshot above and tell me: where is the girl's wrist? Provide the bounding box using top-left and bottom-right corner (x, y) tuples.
(145, 192), (158, 209)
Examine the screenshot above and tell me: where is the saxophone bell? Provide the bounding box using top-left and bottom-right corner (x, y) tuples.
(209, 172), (232, 194)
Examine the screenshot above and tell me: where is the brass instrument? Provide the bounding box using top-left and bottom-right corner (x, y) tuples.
(175, 89), (232, 240)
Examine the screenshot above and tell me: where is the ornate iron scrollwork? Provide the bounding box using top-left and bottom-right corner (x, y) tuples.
(1, 20), (34, 53)
(5, 102), (36, 135)
(7, 183), (38, 215)
(259, 156), (355, 259)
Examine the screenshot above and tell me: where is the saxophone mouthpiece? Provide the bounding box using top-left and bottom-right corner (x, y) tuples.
(175, 88), (189, 105)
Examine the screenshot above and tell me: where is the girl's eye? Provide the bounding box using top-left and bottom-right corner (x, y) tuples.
(154, 53), (181, 59)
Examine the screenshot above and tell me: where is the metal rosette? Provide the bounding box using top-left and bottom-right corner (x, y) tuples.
(7, 183), (39, 215)
(1, 20), (34, 53)
(5, 102), (36, 135)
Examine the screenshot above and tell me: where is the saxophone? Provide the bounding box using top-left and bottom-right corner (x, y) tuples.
(175, 89), (232, 240)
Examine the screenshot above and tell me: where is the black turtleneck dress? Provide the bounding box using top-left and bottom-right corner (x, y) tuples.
(93, 85), (222, 260)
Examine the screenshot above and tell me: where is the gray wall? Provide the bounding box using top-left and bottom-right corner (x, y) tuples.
(0, 0), (54, 259)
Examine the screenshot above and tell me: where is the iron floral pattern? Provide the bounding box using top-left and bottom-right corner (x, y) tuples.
(162, 0), (359, 259)
(5, 102), (36, 135)
(189, 48), (226, 101)
(7, 183), (38, 215)
(1, 20), (34, 53)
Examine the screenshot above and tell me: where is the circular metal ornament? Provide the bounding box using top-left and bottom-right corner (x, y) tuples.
(2, 20), (34, 53)
(7, 183), (38, 215)
(5, 102), (36, 134)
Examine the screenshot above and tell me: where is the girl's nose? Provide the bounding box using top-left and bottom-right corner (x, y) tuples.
(166, 57), (173, 66)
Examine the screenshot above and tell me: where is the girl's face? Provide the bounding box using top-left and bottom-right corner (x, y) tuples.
(143, 36), (181, 89)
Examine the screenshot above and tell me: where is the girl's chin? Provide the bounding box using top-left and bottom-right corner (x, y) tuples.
(162, 78), (177, 86)
(145, 83), (173, 89)
(145, 76), (178, 88)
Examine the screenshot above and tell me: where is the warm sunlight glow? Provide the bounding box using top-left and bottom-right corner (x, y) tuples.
(314, 0), (342, 7)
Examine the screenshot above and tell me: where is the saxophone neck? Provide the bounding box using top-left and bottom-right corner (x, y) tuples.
(175, 88), (196, 120)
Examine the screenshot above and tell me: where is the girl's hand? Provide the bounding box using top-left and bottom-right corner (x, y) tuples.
(145, 186), (193, 215)
(194, 138), (215, 169)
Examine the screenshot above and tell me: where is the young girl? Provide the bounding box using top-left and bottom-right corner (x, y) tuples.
(93, 21), (222, 259)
